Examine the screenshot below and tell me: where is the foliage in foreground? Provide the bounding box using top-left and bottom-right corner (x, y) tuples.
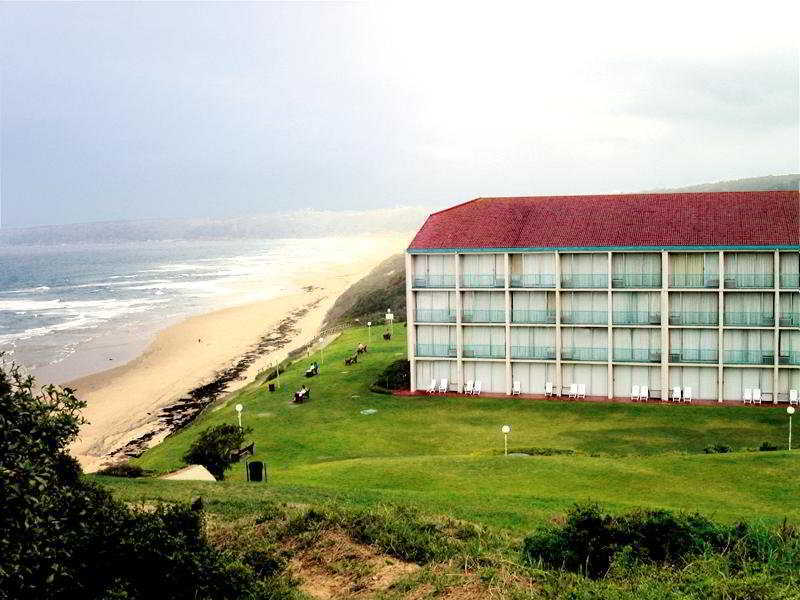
(183, 423), (251, 480)
(0, 361), (296, 600)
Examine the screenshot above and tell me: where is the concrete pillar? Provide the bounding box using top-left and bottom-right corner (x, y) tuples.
(555, 252), (562, 396)
(661, 251), (669, 400)
(505, 253), (512, 395)
(607, 251), (613, 399)
(406, 252), (417, 392)
(455, 253), (463, 393)
(718, 251), (725, 402)
(774, 249), (780, 403)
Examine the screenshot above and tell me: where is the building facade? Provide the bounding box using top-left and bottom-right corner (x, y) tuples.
(405, 191), (800, 402)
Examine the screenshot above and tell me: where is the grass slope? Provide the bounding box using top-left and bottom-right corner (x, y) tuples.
(98, 326), (799, 532)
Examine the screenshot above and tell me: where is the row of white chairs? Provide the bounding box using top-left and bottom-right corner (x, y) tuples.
(426, 379), (484, 395)
(742, 388), (763, 404)
(669, 387), (693, 402)
(629, 385), (651, 401)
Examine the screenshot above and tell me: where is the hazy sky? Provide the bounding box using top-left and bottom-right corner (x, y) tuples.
(1, 1), (798, 227)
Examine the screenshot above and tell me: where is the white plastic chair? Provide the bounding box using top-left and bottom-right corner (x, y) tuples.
(790, 389), (799, 406)
(427, 379), (437, 394)
(568, 383), (578, 398)
(578, 383), (587, 399)
(473, 381), (482, 396)
(630, 385), (640, 401)
(464, 380), (474, 395)
(753, 388), (762, 404)
(671, 387), (682, 402)
(639, 386), (649, 402)
(743, 388), (752, 404)
(544, 381), (554, 397)
(512, 381), (521, 395)
(438, 378), (448, 394)
(683, 387), (692, 403)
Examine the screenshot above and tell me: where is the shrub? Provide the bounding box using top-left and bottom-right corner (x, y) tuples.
(97, 462), (146, 478)
(759, 441), (779, 452)
(370, 359), (410, 393)
(704, 444), (733, 454)
(183, 423), (251, 480)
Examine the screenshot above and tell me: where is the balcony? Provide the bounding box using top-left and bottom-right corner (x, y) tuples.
(511, 309), (556, 324)
(781, 274), (800, 288)
(669, 311), (718, 326)
(612, 273), (661, 288)
(413, 274), (456, 288)
(724, 350), (774, 365)
(779, 351), (800, 365)
(562, 310), (608, 325)
(613, 348), (662, 363)
(613, 311), (661, 325)
(510, 273), (556, 288)
(561, 274), (608, 288)
(723, 312), (774, 327)
(779, 313), (800, 327)
(415, 344), (456, 358)
(511, 345), (556, 360)
(415, 309), (456, 323)
(669, 349), (718, 364)
(463, 344), (506, 359)
(561, 347), (608, 361)
(669, 274), (719, 288)
(462, 309), (506, 323)
(724, 274), (774, 289)
(461, 274), (505, 288)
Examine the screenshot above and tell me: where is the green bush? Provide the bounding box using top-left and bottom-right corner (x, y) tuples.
(0, 360), (296, 600)
(183, 423), (251, 480)
(704, 443), (733, 454)
(759, 441), (779, 452)
(370, 359), (410, 394)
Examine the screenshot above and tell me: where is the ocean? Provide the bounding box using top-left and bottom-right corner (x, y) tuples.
(0, 237), (374, 383)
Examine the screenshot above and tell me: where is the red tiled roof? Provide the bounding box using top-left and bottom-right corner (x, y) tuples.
(408, 191), (800, 250)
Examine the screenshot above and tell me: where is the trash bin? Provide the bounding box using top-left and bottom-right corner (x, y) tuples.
(268, 383), (276, 392)
(246, 460), (265, 482)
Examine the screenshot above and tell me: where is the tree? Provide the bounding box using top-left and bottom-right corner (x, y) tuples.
(182, 423), (250, 480)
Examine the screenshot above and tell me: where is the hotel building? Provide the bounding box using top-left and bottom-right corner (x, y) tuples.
(405, 191), (800, 402)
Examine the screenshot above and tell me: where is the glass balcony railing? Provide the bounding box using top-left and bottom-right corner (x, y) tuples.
(560, 347), (608, 361)
(611, 273), (661, 288)
(510, 345), (556, 360)
(669, 274), (719, 288)
(668, 349), (718, 363)
(669, 311), (718, 326)
(780, 274), (800, 288)
(510, 273), (556, 288)
(724, 350), (774, 365)
(724, 274), (774, 289)
(415, 344), (456, 357)
(779, 313), (800, 327)
(779, 351), (800, 365)
(613, 311), (661, 325)
(461, 274), (505, 288)
(511, 309), (556, 324)
(462, 309), (506, 323)
(562, 310), (608, 325)
(561, 274), (608, 288)
(723, 312), (774, 327)
(463, 344), (506, 358)
(414, 309), (456, 323)
(413, 274), (456, 288)
(613, 348), (662, 363)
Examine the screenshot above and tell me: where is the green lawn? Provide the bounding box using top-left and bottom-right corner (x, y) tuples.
(96, 326), (800, 533)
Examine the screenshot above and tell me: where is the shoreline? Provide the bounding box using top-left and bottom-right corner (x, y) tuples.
(67, 235), (407, 472)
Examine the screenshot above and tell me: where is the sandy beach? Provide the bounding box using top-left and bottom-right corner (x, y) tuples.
(68, 234), (407, 472)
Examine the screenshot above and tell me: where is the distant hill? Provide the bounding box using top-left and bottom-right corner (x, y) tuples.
(643, 173), (799, 194)
(324, 253), (406, 328)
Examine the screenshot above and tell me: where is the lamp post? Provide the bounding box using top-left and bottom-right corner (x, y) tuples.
(235, 403), (243, 429)
(275, 361), (280, 389)
(367, 321), (372, 343)
(788, 406), (795, 451)
(319, 336), (324, 366)
(385, 308), (394, 336)
(501, 424), (511, 456)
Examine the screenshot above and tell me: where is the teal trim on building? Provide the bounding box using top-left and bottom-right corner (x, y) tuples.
(408, 245), (800, 254)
